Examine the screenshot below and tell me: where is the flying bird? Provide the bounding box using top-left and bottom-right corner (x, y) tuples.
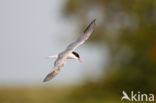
(43, 19), (96, 82)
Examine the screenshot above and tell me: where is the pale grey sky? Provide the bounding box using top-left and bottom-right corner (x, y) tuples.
(0, 0), (107, 86)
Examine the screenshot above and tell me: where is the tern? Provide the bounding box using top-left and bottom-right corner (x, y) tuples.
(43, 19), (96, 82)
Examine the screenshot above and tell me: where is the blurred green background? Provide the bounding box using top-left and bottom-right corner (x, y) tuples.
(0, 0), (156, 103)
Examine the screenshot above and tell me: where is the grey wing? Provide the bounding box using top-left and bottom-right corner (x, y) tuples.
(43, 56), (65, 82)
(66, 19), (96, 51)
(43, 66), (62, 82)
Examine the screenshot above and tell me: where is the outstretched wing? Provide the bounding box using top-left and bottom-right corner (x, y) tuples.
(66, 19), (96, 52)
(43, 55), (66, 82)
(43, 66), (62, 82)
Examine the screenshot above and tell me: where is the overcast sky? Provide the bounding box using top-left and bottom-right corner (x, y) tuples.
(0, 0), (107, 86)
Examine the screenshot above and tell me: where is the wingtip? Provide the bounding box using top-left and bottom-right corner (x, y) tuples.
(43, 77), (48, 82)
(93, 18), (96, 22)
(83, 19), (96, 33)
(43, 75), (53, 82)
(91, 19), (96, 25)
(42, 71), (56, 83)
(42, 74), (51, 83)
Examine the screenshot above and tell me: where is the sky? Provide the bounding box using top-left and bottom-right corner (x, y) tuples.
(0, 0), (107, 86)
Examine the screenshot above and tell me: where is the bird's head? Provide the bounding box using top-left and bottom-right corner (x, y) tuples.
(72, 51), (82, 63)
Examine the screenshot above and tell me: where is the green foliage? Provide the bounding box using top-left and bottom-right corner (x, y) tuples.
(0, 87), (74, 103)
(64, 0), (156, 102)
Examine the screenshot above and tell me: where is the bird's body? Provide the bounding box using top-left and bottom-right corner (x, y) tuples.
(43, 19), (96, 82)
(48, 51), (79, 60)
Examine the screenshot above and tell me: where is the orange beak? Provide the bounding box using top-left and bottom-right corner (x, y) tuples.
(78, 58), (82, 63)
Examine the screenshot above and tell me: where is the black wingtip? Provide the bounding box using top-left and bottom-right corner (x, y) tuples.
(84, 19), (96, 33)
